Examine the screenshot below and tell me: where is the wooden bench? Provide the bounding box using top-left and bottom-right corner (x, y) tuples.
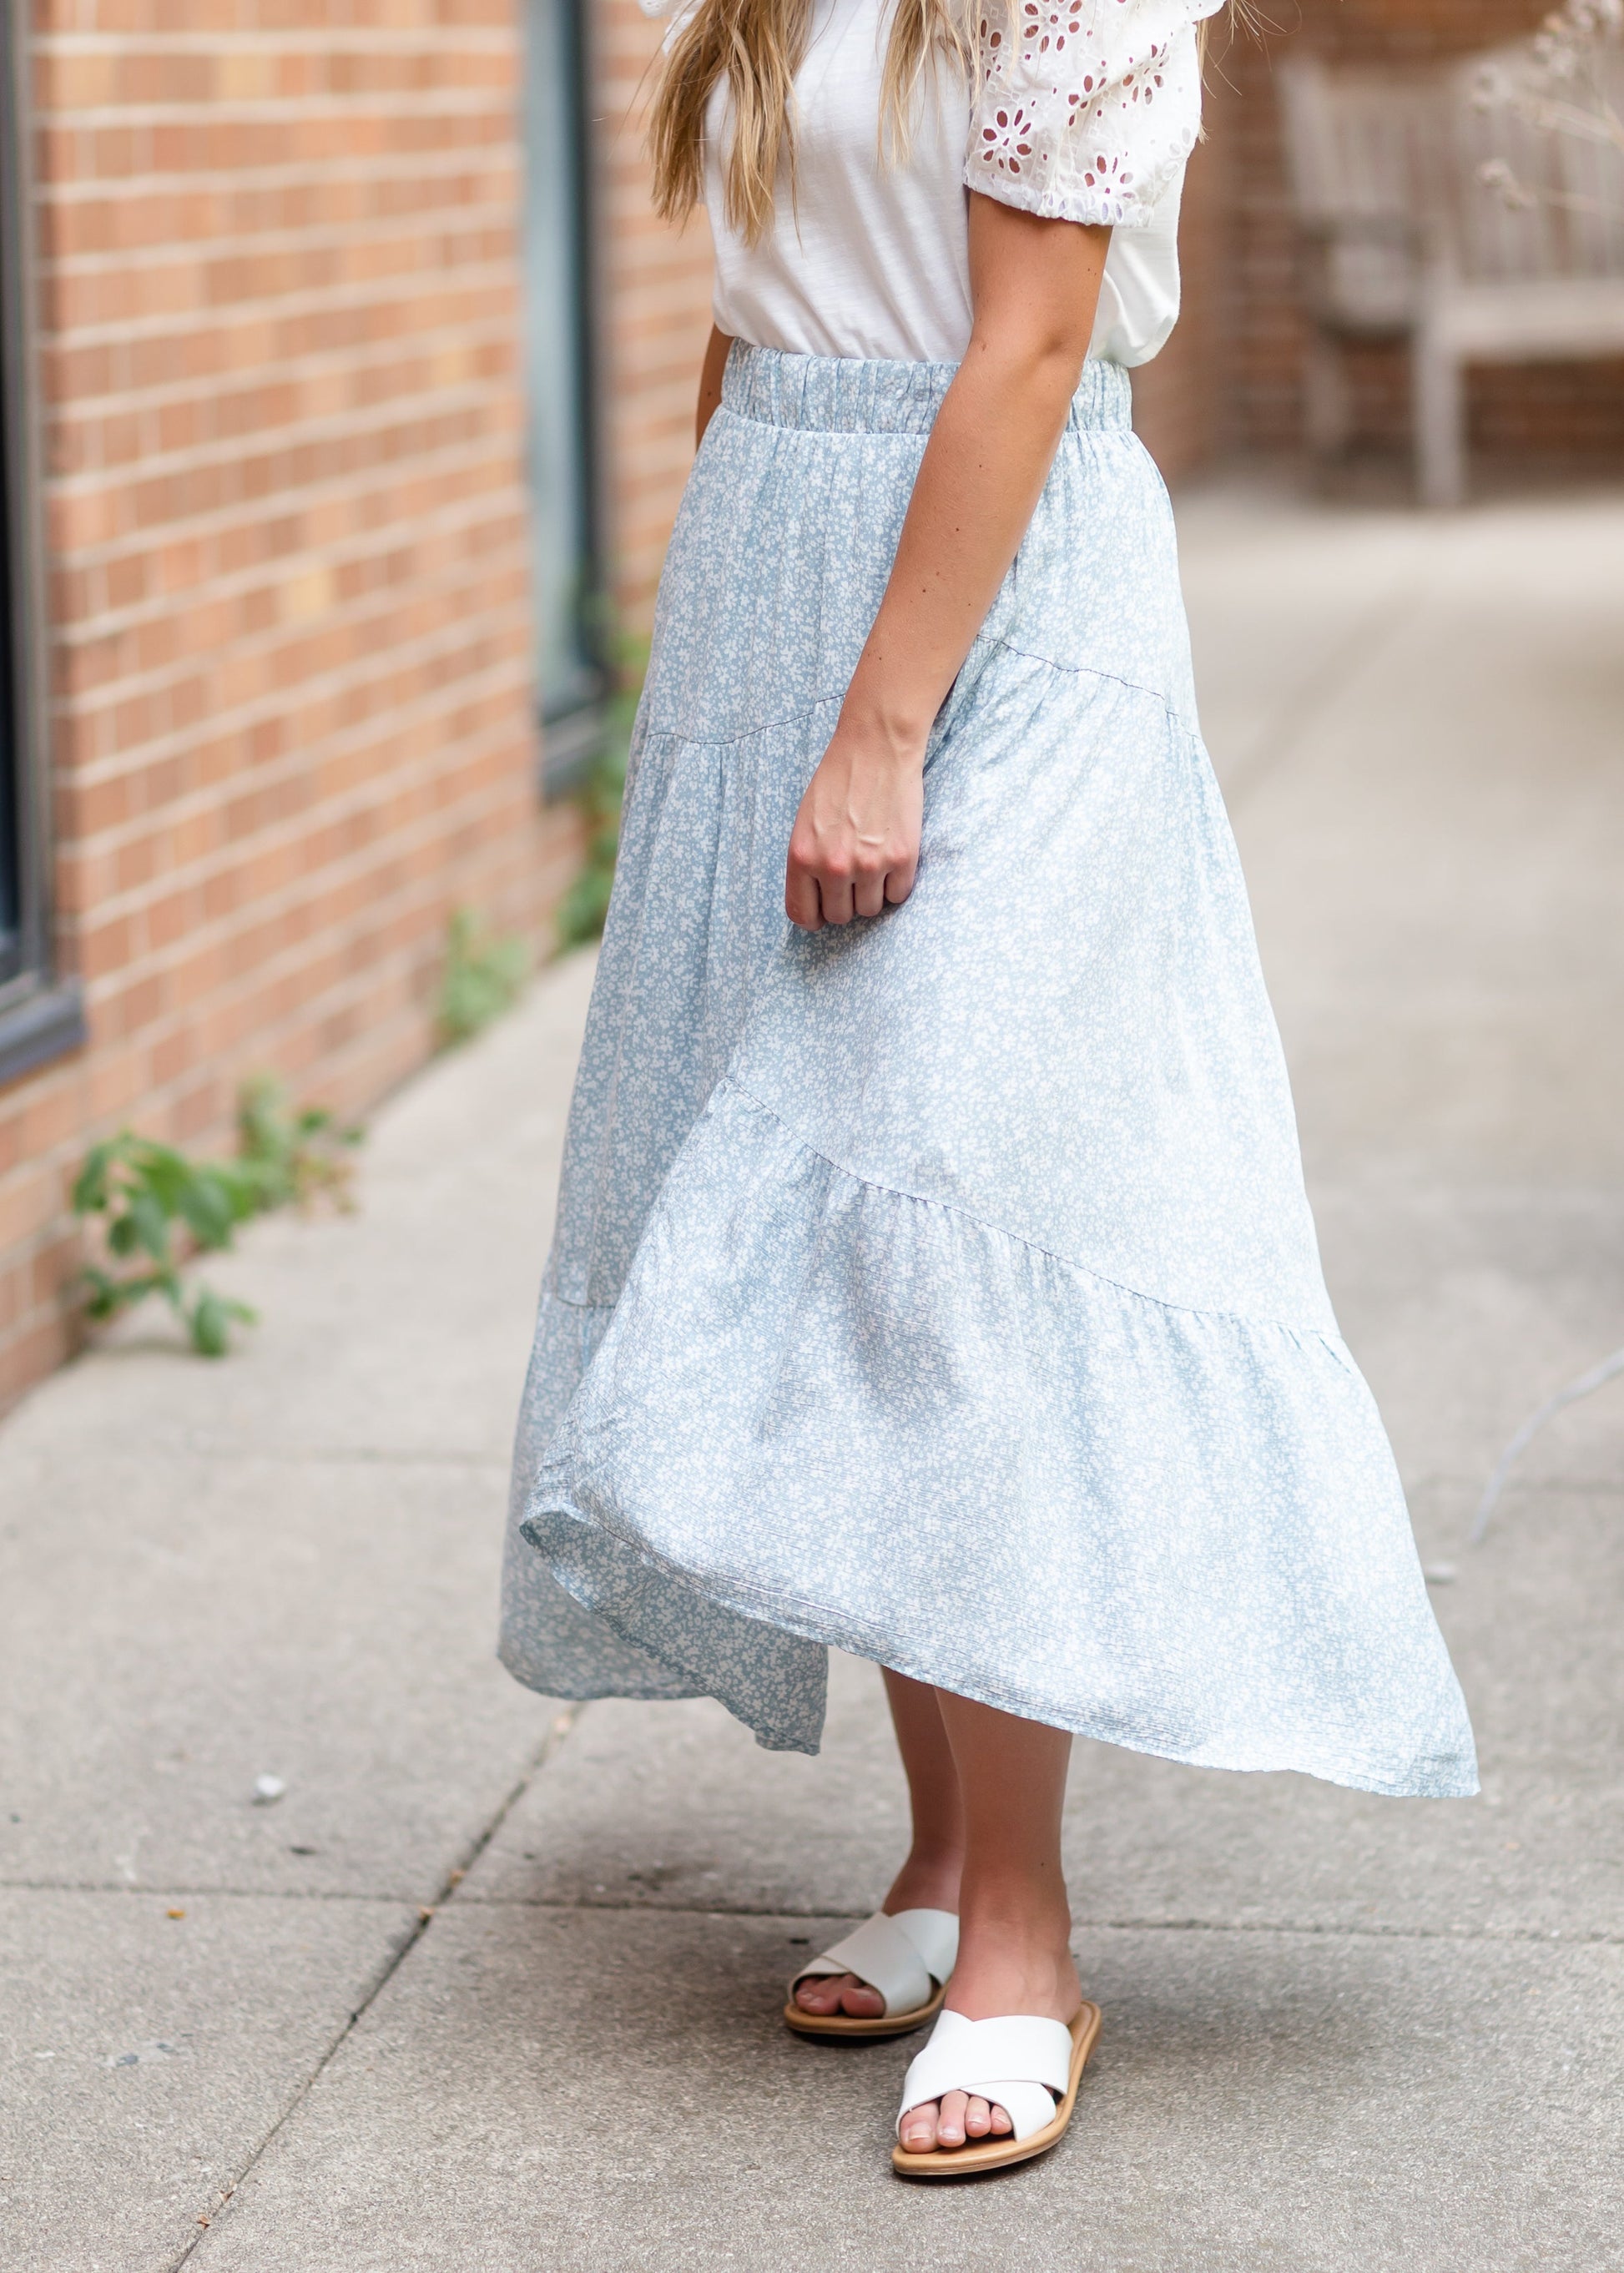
(1277, 46), (1624, 506)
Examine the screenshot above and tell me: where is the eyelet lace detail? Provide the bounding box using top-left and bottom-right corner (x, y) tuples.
(966, 0), (1222, 227)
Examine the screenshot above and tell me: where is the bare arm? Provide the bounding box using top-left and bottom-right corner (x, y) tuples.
(696, 325), (733, 450)
(784, 196), (1111, 930)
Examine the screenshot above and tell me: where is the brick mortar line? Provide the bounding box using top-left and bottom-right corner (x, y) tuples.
(54, 492), (527, 653)
(73, 804), (541, 1027)
(56, 619), (532, 769)
(46, 383), (520, 503)
(35, 30), (518, 53)
(69, 713), (532, 909)
(46, 319), (517, 421)
(48, 449), (525, 583)
(33, 93), (521, 128)
(69, 702), (538, 930)
(57, 624), (532, 792)
(54, 580), (532, 750)
(38, 151), (522, 207)
(49, 381), (523, 503)
(40, 198), (521, 280)
(73, 704), (534, 963)
(73, 735), (542, 992)
(48, 437), (527, 587)
(38, 265), (520, 352)
(52, 451), (523, 582)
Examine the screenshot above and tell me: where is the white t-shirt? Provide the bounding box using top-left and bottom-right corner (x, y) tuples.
(650, 0), (1223, 367)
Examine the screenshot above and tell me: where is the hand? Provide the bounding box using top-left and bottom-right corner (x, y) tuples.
(784, 713), (925, 930)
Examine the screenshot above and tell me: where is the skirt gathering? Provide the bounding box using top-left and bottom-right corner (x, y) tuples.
(501, 345), (1477, 1802)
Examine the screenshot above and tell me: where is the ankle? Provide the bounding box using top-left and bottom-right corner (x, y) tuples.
(957, 1877), (1073, 1950)
(884, 1844), (963, 1914)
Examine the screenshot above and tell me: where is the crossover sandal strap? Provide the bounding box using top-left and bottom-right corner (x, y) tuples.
(791, 1908), (959, 2017)
(896, 2011), (1074, 2144)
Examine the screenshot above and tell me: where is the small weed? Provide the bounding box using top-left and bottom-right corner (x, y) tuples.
(436, 907), (529, 1047)
(72, 1079), (366, 1357)
(236, 1075), (363, 1213)
(557, 640), (646, 951)
(72, 1136), (262, 1357)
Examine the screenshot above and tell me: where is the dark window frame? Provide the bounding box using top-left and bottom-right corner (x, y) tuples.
(0, 1), (82, 1086)
(528, 0), (610, 801)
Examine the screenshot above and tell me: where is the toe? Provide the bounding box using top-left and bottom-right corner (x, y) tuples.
(794, 1971), (882, 2018)
(900, 2099), (939, 2153)
(964, 2094), (991, 2138)
(936, 2089), (970, 2148)
(990, 2101), (1014, 2135)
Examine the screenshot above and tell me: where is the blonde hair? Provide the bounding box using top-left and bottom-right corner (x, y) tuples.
(649, 0), (975, 246)
(649, 2), (1249, 248)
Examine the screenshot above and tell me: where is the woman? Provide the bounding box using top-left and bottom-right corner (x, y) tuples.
(502, 0), (1476, 2175)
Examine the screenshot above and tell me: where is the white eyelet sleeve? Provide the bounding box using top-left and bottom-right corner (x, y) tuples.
(967, 0), (1223, 227)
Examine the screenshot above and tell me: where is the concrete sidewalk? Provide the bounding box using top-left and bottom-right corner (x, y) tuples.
(3, 481), (1621, 2272)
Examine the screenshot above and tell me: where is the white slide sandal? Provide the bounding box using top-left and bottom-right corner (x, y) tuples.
(891, 2003), (1102, 2176)
(784, 1908), (959, 2039)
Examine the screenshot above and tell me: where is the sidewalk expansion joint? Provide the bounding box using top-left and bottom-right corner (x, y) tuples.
(0, 1877), (456, 1902)
(159, 1701), (584, 2271)
(446, 1895), (1621, 1947)
(151, 1445), (509, 1469)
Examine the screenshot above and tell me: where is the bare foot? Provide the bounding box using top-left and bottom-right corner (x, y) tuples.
(895, 1909), (1080, 2153)
(792, 1849), (961, 2021)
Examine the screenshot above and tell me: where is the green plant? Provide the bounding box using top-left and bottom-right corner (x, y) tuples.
(236, 1075), (363, 1213)
(72, 1135), (262, 1356)
(557, 639), (646, 951)
(436, 906), (529, 1046)
(556, 737), (628, 949)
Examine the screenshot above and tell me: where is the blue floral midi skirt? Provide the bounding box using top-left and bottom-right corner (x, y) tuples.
(502, 345), (1477, 1801)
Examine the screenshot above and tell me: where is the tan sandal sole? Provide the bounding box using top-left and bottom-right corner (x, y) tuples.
(784, 1978), (947, 2040)
(890, 2001), (1102, 2178)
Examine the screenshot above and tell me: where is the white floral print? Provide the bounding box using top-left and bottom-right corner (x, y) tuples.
(501, 345), (1477, 1802)
(968, 0), (1225, 225)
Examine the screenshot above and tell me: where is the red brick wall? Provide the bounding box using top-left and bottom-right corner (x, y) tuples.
(0, 0), (578, 1403)
(593, 0), (714, 630)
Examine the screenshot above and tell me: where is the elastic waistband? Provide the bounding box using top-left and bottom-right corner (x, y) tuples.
(722, 343), (1132, 436)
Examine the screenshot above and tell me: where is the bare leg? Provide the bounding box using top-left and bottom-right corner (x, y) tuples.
(793, 1669), (966, 2018)
(898, 1691), (1078, 2153)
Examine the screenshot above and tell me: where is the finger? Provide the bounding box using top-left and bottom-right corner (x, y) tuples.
(784, 858), (822, 931)
(964, 2094), (992, 2137)
(936, 2089), (970, 2147)
(819, 874), (855, 926)
(852, 868), (887, 920)
(884, 853), (919, 907)
(900, 2099), (938, 2152)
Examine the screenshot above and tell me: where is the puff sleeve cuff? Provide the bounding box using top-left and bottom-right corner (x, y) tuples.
(966, 0), (1223, 227)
